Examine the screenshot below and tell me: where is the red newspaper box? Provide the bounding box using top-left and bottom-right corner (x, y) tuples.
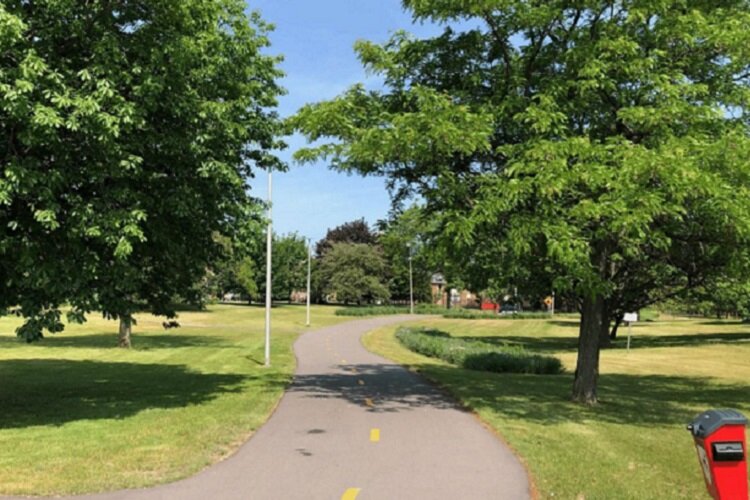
(687, 409), (748, 500)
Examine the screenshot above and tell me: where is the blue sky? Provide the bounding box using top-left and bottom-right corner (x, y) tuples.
(247, 1), (444, 242)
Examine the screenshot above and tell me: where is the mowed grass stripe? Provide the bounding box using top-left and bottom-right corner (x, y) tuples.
(0, 304), (348, 496)
(362, 315), (750, 500)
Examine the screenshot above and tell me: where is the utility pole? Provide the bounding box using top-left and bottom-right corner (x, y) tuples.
(306, 239), (311, 327)
(264, 171), (272, 367)
(551, 291), (555, 316)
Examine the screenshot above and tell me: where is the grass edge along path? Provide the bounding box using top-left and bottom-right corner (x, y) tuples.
(362, 318), (750, 499)
(0, 304), (349, 496)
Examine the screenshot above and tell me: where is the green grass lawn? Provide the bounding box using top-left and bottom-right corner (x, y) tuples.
(0, 304), (347, 496)
(363, 315), (750, 500)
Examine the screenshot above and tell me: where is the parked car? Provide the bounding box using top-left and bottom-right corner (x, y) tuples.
(500, 303), (522, 315)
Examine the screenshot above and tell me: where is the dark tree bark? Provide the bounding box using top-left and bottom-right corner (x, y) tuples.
(118, 315), (132, 348)
(598, 300), (612, 348)
(572, 294), (605, 404)
(610, 313), (624, 340)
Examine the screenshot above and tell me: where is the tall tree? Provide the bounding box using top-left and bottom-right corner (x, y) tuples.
(257, 232), (308, 301)
(377, 206), (434, 302)
(315, 218), (378, 256)
(1, 1), (284, 345)
(292, 0), (750, 403)
(318, 242), (390, 305)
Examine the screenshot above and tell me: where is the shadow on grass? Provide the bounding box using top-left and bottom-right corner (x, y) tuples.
(462, 331), (750, 353)
(548, 320), (581, 328)
(415, 363), (750, 427)
(0, 359), (268, 429)
(462, 335), (580, 352)
(0, 333), (230, 350)
(290, 363), (459, 414)
(610, 332), (750, 349)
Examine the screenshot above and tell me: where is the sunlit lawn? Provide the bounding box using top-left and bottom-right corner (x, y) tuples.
(364, 314), (750, 499)
(0, 304), (347, 496)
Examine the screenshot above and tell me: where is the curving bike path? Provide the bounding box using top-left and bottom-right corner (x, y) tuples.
(8, 316), (530, 499)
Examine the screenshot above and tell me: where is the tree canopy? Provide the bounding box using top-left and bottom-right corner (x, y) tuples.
(1, 0), (284, 343)
(315, 218), (378, 256)
(376, 206), (435, 302)
(318, 242), (390, 305)
(293, 0), (750, 403)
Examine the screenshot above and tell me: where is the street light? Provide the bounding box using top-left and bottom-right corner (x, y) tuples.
(407, 242), (414, 315)
(264, 170), (272, 367)
(306, 239), (311, 327)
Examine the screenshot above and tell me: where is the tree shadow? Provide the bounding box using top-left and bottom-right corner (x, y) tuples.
(289, 363), (460, 414)
(0, 333), (230, 350)
(548, 320), (581, 328)
(460, 331), (750, 353)
(0, 359), (256, 429)
(413, 363), (750, 427)
(609, 332), (750, 349)
(462, 335), (579, 352)
(698, 320), (746, 326)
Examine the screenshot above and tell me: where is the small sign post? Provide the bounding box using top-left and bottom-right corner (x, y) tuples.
(544, 295), (554, 315)
(623, 312), (638, 352)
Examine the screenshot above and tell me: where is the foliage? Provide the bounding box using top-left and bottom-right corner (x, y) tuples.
(264, 233), (309, 301)
(441, 309), (558, 320)
(203, 205), (266, 301)
(0, 1), (284, 340)
(395, 327), (563, 375)
(317, 242), (390, 304)
(315, 218), (378, 256)
(376, 206), (436, 302)
(678, 277), (750, 319)
(293, 0), (750, 402)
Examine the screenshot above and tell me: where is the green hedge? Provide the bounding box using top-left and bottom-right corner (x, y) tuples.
(334, 304), (446, 316)
(441, 309), (555, 320)
(395, 327), (564, 375)
(336, 305), (562, 319)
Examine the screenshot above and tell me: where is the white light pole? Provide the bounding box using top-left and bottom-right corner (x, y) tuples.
(551, 291), (555, 316)
(264, 170), (272, 367)
(407, 242), (414, 315)
(306, 239), (311, 327)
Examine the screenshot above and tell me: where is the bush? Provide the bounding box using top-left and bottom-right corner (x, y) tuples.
(335, 304), (447, 316)
(441, 309), (555, 320)
(395, 327), (563, 375)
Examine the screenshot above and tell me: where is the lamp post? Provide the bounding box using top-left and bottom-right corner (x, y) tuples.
(306, 239), (311, 327)
(264, 170), (272, 367)
(407, 242), (414, 315)
(551, 291), (555, 316)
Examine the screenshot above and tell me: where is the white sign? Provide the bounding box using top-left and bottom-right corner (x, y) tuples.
(624, 312), (638, 323)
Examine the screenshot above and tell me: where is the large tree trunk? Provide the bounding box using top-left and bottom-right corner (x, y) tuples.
(118, 315), (132, 348)
(572, 294), (605, 404)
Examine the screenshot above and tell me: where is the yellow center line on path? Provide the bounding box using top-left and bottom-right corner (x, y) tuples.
(364, 398), (374, 408)
(341, 488), (361, 500)
(358, 379), (365, 385)
(370, 428), (380, 442)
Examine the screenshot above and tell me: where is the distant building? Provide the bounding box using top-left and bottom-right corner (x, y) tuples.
(430, 273), (479, 308)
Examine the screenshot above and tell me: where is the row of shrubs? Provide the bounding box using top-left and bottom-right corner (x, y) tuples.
(334, 304), (446, 316)
(395, 327), (564, 375)
(335, 305), (559, 320)
(441, 309), (557, 320)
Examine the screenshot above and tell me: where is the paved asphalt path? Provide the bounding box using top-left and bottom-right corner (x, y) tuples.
(9, 316), (530, 500)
